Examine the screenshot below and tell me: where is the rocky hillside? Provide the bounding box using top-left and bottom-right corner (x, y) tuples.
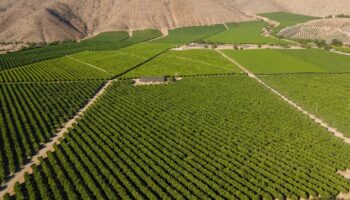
(1, 0), (350, 43)
(279, 18), (350, 44)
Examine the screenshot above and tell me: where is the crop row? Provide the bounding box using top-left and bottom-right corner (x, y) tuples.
(70, 43), (172, 75)
(0, 30), (161, 70)
(0, 57), (111, 82)
(5, 76), (350, 199)
(124, 49), (240, 77)
(0, 81), (103, 184)
(260, 73), (350, 137)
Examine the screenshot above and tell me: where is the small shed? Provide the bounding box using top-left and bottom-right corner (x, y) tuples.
(139, 76), (166, 83)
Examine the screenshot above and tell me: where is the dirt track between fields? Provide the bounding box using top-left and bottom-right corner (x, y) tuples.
(216, 49), (350, 145)
(0, 80), (113, 199)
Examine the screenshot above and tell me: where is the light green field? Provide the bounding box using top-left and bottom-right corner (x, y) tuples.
(204, 21), (289, 44)
(223, 49), (350, 74)
(84, 31), (129, 42)
(124, 49), (241, 77)
(261, 74), (350, 136)
(70, 43), (172, 75)
(152, 25), (226, 45)
(259, 12), (319, 35)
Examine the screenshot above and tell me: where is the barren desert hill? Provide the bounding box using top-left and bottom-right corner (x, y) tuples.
(1, 0), (350, 43)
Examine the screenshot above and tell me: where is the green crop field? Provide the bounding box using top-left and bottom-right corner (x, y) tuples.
(259, 12), (319, 35)
(0, 57), (111, 82)
(70, 42), (172, 75)
(6, 76), (350, 200)
(3, 20), (350, 200)
(152, 25), (226, 44)
(261, 74), (350, 136)
(223, 49), (350, 74)
(83, 32), (129, 42)
(0, 30), (161, 70)
(0, 81), (103, 184)
(125, 49), (241, 77)
(204, 21), (289, 44)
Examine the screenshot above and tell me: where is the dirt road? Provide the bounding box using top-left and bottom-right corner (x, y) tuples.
(0, 80), (113, 199)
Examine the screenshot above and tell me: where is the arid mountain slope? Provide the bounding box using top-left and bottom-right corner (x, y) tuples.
(0, 0), (252, 43)
(233, 0), (350, 17)
(1, 0), (350, 43)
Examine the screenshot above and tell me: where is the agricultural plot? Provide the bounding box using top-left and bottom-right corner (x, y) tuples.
(0, 81), (103, 184)
(0, 30), (161, 70)
(204, 21), (289, 44)
(259, 12), (318, 34)
(70, 42), (172, 75)
(124, 49), (241, 77)
(261, 74), (350, 137)
(6, 76), (350, 200)
(84, 31), (129, 42)
(152, 25), (226, 44)
(223, 48), (350, 74)
(0, 57), (111, 82)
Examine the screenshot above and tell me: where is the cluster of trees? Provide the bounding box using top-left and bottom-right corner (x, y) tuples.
(0, 81), (102, 184)
(6, 77), (350, 199)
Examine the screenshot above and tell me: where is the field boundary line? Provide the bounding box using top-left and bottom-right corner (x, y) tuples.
(112, 48), (171, 79)
(166, 55), (234, 71)
(0, 80), (113, 199)
(216, 49), (350, 144)
(66, 55), (109, 73)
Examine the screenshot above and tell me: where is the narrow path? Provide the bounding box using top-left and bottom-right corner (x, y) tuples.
(66, 55), (108, 73)
(223, 23), (229, 30)
(216, 49), (350, 144)
(0, 80), (113, 198)
(148, 29), (169, 42)
(330, 49), (350, 56)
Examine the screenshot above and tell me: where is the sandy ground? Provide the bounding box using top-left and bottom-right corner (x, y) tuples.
(0, 80), (113, 198)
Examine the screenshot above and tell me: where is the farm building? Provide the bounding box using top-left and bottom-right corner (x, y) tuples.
(139, 76), (166, 83)
(134, 76), (168, 85)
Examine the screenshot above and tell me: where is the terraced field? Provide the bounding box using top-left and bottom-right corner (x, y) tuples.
(5, 76), (350, 200)
(261, 74), (350, 137)
(223, 49), (350, 74)
(0, 81), (103, 184)
(204, 21), (289, 44)
(125, 49), (241, 77)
